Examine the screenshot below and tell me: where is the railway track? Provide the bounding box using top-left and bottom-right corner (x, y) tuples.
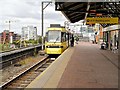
(1, 52), (32, 69)
(1, 56), (55, 89)
(1, 45), (42, 69)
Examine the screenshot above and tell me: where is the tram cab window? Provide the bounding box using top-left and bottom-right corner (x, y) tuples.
(48, 30), (61, 42)
(61, 32), (66, 42)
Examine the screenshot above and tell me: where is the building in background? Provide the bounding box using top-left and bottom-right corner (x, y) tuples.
(0, 30), (11, 44)
(0, 33), (2, 44)
(87, 26), (95, 42)
(21, 26), (37, 41)
(0, 30), (21, 44)
(13, 34), (21, 41)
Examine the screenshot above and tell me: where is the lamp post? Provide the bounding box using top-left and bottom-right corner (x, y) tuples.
(41, 1), (52, 50)
(5, 20), (17, 31)
(41, 2), (44, 50)
(5, 20), (12, 31)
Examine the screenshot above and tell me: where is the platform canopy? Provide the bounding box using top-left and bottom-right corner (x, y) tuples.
(55, 2), (120, 27)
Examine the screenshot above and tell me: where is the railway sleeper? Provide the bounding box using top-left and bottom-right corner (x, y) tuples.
(25, 73), (38, 77)
(25, 72), (38, 75)
(41, 65), (48, 68)
(27, 77), (36, 80)
(7, 83), (20, 87)
(43, 62), (52, 66)
(19, 84), (28, 87)
(38, 68), (46, 72)
(33, 72), (40, 74)
(27, 74), (38, 77)
(45, 63), (51, 65)
(16, 79), (33, 83)
(34, 64), (45, 71)
(18, 77), (28, 81)
(5, 86), (18, 89)
(20, 75), (31, 79)
(25, 79), (34, 82)
(14, 79), (31, 83)
(27, 71), (39, 74)
(16, 80), (31, 84)
(6, 85), (26, 90)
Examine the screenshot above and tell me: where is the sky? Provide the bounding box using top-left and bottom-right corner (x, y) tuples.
(0, 0), (67, 36)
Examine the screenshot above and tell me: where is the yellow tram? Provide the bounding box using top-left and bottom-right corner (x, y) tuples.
(45, 24), (71, 55)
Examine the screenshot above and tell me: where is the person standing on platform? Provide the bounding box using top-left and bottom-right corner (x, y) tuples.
(117, 40), (119, 49)
(70, 35), (74, 47)
(110, 40), (113, 50)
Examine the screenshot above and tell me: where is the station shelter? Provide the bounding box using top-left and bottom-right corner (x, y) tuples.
(55, 2), (120, 53)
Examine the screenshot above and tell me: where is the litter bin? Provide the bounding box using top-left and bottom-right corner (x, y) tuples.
(101, 45), (104, 49)
(101, 42), (105, 50)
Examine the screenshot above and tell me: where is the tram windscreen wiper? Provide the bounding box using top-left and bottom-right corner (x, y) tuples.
(54, 36), (59, 44)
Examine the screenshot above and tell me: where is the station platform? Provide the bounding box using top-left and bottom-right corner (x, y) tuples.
(26, 42), (118, 89)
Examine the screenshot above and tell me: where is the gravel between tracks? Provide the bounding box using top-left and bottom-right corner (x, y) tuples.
(1, 55), (46, 86)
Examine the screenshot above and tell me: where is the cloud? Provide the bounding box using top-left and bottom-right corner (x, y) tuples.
(0, 0), (67, 35)
(0, 0), (40, 19)
(26, 1), (41, 6)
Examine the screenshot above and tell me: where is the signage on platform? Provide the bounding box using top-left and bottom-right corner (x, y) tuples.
(86, 17), (118, 24)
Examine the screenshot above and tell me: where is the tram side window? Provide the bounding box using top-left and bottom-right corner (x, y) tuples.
(45, 32), (48, 42)
(61, 32), (66, 42)
(66, 33), (68, 41)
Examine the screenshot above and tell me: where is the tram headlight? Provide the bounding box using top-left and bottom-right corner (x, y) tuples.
(46, 46), (63, 48)
(46, 46), (50, 48)
(60, 46), (63, 48)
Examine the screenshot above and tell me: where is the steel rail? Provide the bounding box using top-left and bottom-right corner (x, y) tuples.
(1, 56), (49, 89)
